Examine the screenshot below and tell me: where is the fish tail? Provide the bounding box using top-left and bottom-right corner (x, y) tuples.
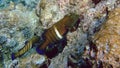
(11, 41), (32, 60)
(11, 36), (39, 60)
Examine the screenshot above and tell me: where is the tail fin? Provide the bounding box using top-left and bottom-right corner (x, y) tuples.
(11, 36), (39, 60)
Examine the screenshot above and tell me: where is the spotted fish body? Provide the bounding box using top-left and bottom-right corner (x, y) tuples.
(36, 13), (80, 54)
(11, 36), (39, 60)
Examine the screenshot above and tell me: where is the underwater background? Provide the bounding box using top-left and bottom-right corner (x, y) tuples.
(0, 0), (120, 68)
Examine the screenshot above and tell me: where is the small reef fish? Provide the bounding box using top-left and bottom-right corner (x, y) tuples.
(11, 13), (80, 60)
(36, 13), (80, 54)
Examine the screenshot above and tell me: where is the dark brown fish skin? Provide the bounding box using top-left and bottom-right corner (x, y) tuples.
(36, 13), (80, 54)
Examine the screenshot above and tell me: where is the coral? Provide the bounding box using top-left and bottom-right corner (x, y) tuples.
(92, 8), (120, 67)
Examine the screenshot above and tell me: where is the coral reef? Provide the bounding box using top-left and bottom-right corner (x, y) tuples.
(0, 0), (120, 68)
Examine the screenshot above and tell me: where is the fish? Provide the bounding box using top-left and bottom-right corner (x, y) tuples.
(11, 13), (80, 60)
(36, 13), (80, 55)
(11, 36), (40, 60)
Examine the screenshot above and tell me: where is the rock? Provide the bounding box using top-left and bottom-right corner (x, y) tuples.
(7, 53), (46, 68)
(18, 54), (46, 68)
(0, 36), (7, 44)
(22, 27), (32, 39)
(37, 0), (63, 29)
(92, 8), (120, 67)
(36, 0), (93, 29)
(0, 0), (39, 10)
(6, 39), (18, 47)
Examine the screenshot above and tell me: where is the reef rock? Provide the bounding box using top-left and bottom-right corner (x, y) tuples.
(36, 0), (93, 28)
(18, 54), (46, 68)
(92, 8), (120, 67)
(7, 53), (46, 68)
